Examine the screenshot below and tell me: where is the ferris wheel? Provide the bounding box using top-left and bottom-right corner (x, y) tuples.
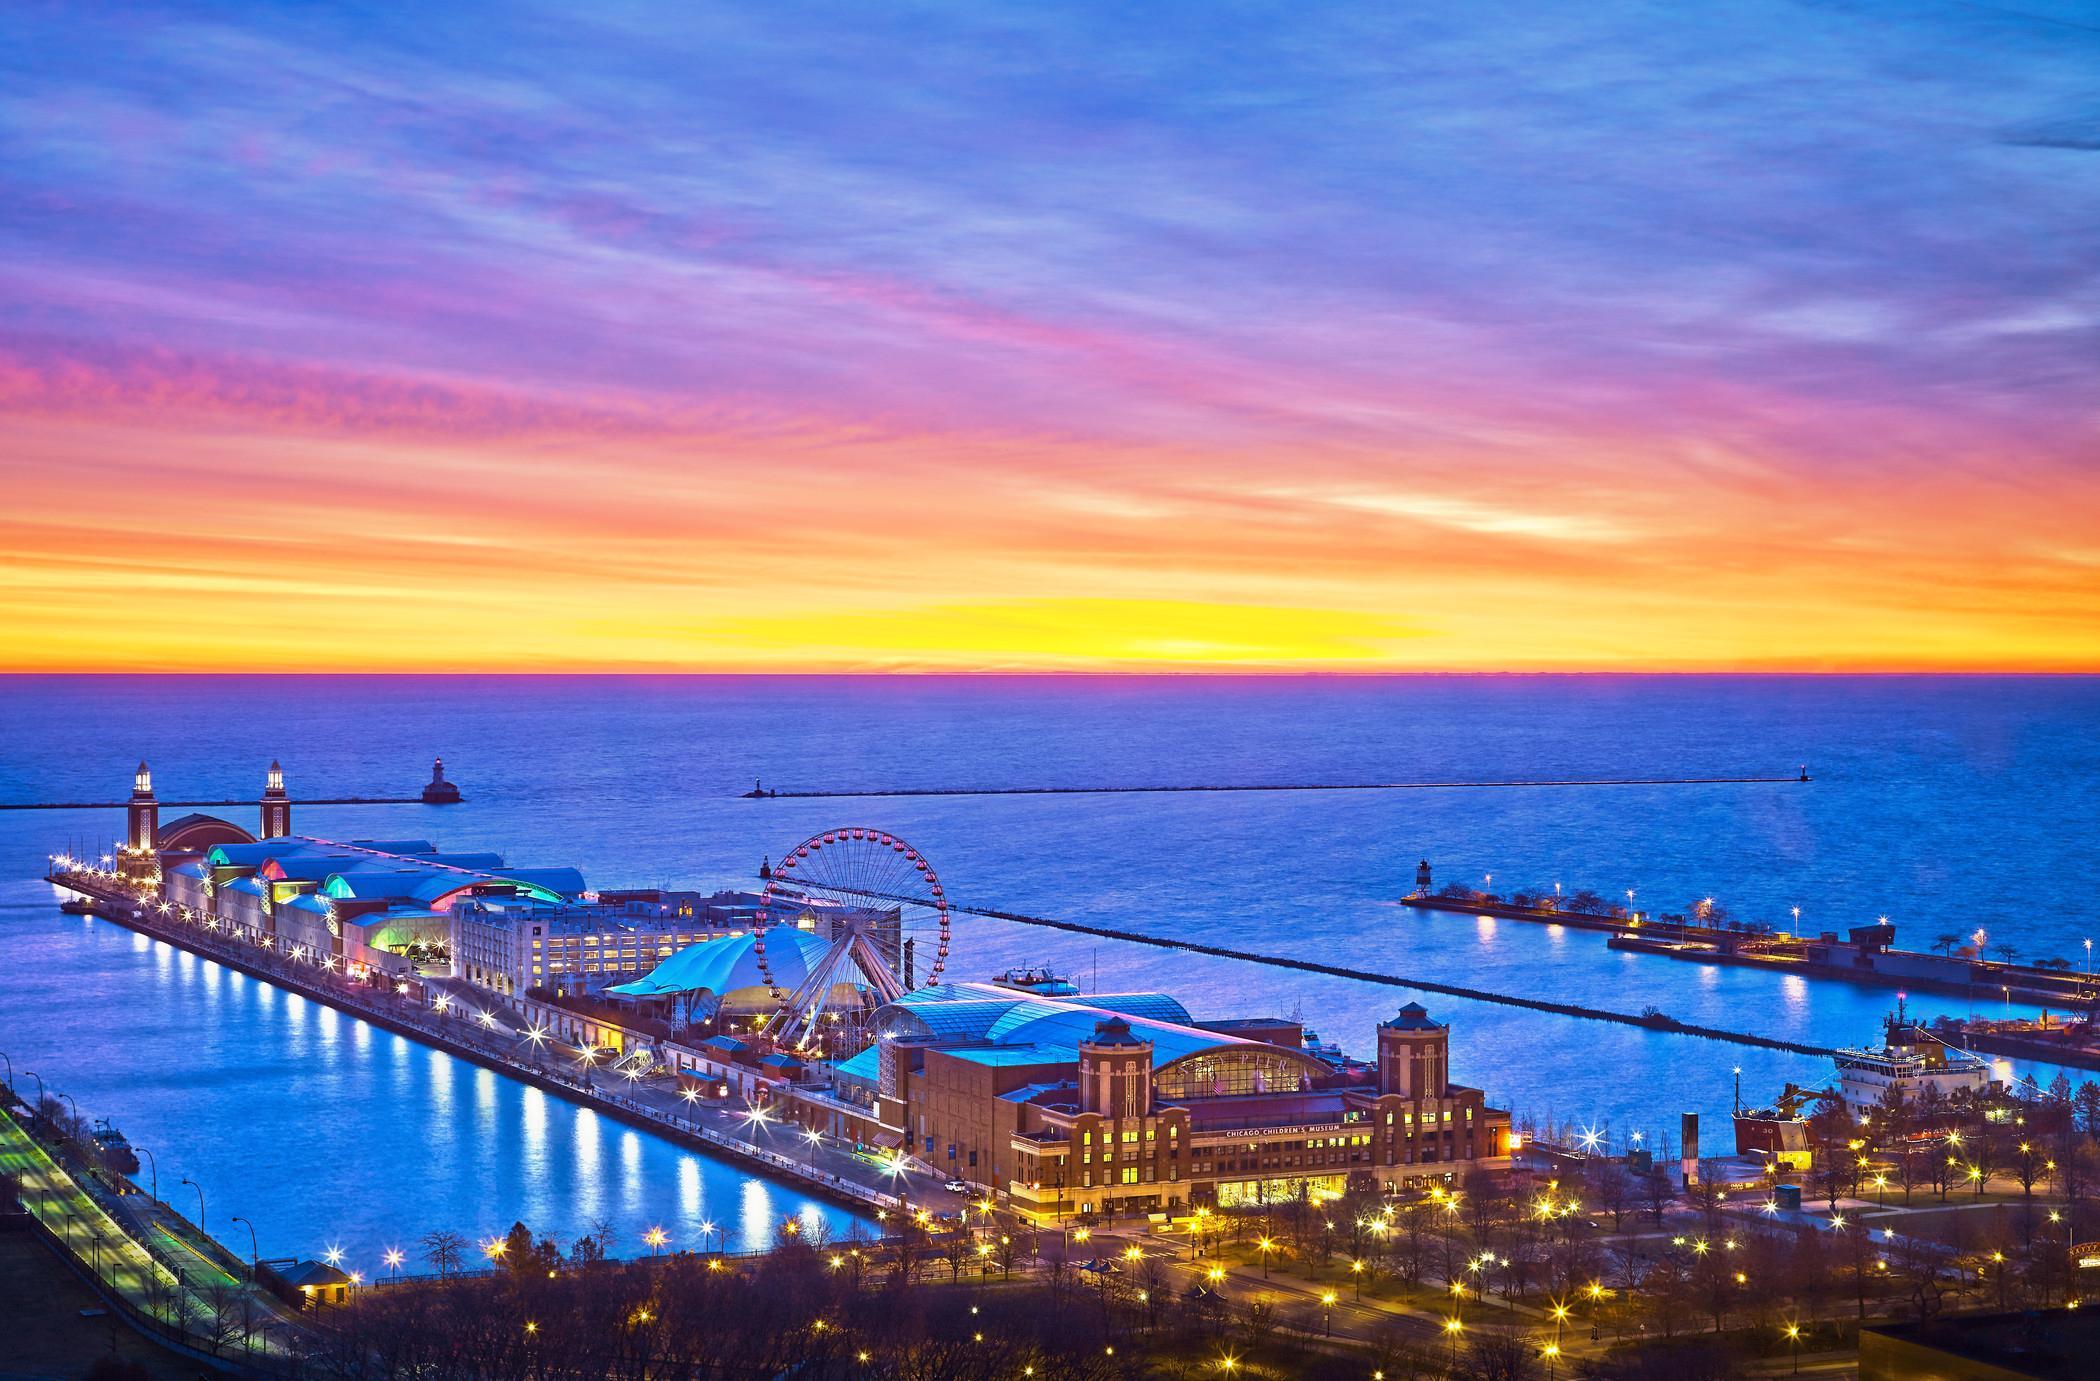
(754, 828), (950, 1047)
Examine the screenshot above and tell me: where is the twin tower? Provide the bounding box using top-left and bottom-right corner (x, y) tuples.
(126, 759), (291, 855)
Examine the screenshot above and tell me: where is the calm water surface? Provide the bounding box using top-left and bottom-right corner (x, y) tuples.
(3, 675), (2097, 1268)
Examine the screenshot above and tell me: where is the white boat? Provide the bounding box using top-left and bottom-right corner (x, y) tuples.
(1833, 1000), (1992, 1118)
(991, 966), (1079, 997)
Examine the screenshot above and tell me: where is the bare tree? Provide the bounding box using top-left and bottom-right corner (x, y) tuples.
(421, 1228), (466, 1277)
(1587, 1159), (1635, 1233)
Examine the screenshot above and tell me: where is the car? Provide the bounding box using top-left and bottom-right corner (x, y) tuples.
(944, 1178), (971, 1194)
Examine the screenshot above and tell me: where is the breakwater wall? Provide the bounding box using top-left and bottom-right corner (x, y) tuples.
(815, 882), (1839, 1058)
(748, 772), (1809, 800)
(4, 796), (438, 811)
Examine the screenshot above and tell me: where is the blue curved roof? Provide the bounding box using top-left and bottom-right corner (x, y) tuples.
(866, 983), (1310, 1074)
(607, 928), (850, 999)
(320, 867), (581, 906)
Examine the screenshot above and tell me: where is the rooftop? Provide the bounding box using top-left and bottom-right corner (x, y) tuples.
(868, 982), (1331, 1083)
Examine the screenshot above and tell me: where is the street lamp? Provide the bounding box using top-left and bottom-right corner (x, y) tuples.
(1320, 1289), (1337, 1335)
(230, 1214), (260, 1277)
(1257, 1236), (1274, 1279)
(181, 1176), (206, 1227)
(138, 1144), (159, 1203)
(1785, 1322), (1802, 1373)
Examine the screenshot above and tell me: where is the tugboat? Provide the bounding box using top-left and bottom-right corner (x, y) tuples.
(1732, 1070), (1820, 1172)
(59, 896), (97, 915)
(90, 1119), (140, 1175)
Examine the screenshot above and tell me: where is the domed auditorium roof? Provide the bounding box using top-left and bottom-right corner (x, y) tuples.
(607, 927), (851, 1002)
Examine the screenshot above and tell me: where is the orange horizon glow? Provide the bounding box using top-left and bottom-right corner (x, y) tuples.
(4, 367), (2096, 674)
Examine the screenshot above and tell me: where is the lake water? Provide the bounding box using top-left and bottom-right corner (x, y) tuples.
(3, 675), (2096, 1267)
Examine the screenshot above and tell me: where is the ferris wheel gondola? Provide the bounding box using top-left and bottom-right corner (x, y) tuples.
(753, 828), (950, 1047)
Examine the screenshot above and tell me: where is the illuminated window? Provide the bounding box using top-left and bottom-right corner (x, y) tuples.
(1153, 1051), (1315, 1100)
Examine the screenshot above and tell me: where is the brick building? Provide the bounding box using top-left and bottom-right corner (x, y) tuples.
(797, 983), (1511, 1220)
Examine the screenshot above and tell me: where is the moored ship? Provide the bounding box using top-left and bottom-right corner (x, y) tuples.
(90, 1117), (140, 1175)
(1832, 1000), (1993, 1118)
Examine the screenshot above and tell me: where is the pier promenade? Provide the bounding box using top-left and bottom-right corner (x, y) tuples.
(42, 869), (923, 1221)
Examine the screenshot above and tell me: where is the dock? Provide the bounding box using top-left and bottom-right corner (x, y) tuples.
(1406, 893), (2100, 1013)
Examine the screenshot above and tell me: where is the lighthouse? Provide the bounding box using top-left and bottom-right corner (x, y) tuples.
(421, 757), (462, 804)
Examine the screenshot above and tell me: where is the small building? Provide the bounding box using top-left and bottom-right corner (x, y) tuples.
(260, 1258), (353, 1310)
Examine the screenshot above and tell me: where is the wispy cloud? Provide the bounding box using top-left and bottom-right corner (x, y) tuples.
(0, 1), (2094, 669)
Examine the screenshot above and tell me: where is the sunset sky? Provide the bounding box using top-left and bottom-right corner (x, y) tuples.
(2, 3), (2096, 671)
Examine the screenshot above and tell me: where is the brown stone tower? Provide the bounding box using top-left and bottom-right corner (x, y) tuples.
(260, 759), (291, 839)
(1078, 1017), (1154, 1119)
(126, 761), (158, 855)
(1377, 1002), (1449, 1099)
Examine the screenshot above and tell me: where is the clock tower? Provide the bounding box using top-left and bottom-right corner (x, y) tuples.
(260, 760), (291, 839)
(127, 761), (159, 855)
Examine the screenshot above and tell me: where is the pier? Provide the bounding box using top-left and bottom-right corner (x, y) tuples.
(43, 870), (907, 1218)
(1406, 892), (2100, 1014)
